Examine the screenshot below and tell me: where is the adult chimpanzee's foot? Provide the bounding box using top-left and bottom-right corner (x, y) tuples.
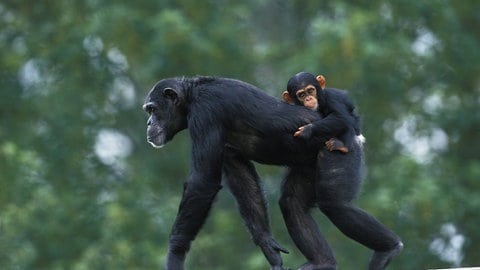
(257, 236), (290, 270)
(297, 262), (337, 270)
(369, 241), (404, 270)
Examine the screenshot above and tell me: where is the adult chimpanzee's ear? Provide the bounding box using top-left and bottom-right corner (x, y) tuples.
(282, 91), (293, 104)
(316, 75), (326, 90)
(163, 88), (181, 105)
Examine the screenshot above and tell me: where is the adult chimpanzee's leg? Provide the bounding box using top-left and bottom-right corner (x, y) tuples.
(279, 167), (337, 270)
(167, 174), (223, 268)
(223, 147), (289, 270)
(166, 127), (225, 270)
(167, 174), (222, 270)
(315, 142), (403, 270)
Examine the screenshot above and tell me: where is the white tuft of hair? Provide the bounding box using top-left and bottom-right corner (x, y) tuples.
(357, 134), (366, 144)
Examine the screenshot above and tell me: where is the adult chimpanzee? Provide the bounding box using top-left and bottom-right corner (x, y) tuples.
(143, 76), (403, 270)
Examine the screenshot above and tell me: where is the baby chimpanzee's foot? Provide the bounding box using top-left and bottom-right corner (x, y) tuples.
(325, 138), (349, 153)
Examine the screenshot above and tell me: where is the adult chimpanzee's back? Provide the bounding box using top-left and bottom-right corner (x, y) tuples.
(143, 76), (402, 270)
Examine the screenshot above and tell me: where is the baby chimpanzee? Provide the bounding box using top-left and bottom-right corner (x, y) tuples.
(282, 72), (361, 153)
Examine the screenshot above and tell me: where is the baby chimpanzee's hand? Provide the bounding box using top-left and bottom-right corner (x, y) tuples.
(293, 124), (313, 139)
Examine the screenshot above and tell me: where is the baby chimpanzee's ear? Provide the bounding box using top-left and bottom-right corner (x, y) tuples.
(282, 90), (294, 104)
(316, 75), (326, 90)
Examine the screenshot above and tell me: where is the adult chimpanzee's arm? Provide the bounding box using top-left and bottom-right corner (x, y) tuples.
(167, 124), (224, 270)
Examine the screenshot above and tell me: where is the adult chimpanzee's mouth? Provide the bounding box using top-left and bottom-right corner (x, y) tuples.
(148, 140), (165, 149)
(147, 133), (166, 149)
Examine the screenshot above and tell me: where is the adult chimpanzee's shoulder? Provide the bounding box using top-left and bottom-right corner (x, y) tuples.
(192, 76), (276, 102)
(190, 76), (256, 89)
(190, 76), (217, 85)
(189, 76), (241, 87)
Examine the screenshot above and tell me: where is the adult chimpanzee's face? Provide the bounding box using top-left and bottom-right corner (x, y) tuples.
(143, 99), (167, 148)
(143, 79), (187, 148)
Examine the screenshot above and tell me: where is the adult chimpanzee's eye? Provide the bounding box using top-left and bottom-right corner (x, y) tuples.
(143, 102), (157, 114)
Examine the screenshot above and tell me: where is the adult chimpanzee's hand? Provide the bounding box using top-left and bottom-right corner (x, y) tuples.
(294, 123), (314, 139)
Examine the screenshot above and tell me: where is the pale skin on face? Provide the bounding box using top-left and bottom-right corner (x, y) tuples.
(291, 84), (318, 137)
(295, 85), (318, 111)
(282, 79), (324, 137)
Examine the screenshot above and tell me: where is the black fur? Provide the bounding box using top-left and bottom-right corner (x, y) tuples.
(143, 76), (402, 270)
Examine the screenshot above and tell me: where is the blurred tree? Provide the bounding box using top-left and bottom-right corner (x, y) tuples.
(1, 0), (479, 269)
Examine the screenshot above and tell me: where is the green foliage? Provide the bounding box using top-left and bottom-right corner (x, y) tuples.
(1, 0), (480, 269)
